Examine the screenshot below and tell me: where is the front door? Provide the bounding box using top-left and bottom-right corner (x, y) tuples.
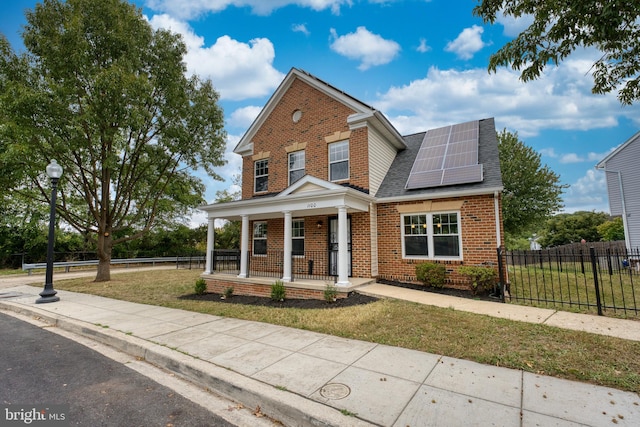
(328, 217), (352, 276)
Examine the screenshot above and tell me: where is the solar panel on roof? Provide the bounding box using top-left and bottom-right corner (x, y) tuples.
(405, 120), (483, 190)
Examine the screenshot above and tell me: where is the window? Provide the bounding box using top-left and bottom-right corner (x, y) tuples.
(432, 213), (460, 257)
(402, 212), (461, 259)
(253, 222), (267, 255)
(254, 159), (268, 193)
(292, 219), (304, 255)
(329, 140), (349, 181)
(403, 215), (428, 257)
(289, 151), (305, 185)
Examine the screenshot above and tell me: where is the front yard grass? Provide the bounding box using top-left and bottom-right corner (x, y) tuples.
(53, 269), (640, 393)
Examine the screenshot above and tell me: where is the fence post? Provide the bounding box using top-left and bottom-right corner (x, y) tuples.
(589, 247), (603, 316)
(496, 247), (506, 303)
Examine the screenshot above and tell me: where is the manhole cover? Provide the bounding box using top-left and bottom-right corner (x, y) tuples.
(320, 383), (350, 400)
(0, 292), (27, 299)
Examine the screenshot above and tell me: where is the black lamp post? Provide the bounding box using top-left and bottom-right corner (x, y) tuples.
(36, 159), (63, 304)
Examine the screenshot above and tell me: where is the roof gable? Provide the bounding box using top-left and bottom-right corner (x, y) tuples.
(234, 68), (405, 155)
(277, 175), (343, 197)
(596, 130), (640, 169)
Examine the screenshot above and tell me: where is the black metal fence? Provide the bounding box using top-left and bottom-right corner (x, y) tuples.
(211, 249), (336, 282)
(505, 246), (639, 317)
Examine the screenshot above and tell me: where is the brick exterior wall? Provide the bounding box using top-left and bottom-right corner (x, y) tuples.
(222, 74), (506, 297)
(204, 278), (349, 300)
(376, 194), (505, 289)
(241, 78), (370, 199)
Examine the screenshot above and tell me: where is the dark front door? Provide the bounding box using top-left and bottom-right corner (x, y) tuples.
(328, 217), (352, 276)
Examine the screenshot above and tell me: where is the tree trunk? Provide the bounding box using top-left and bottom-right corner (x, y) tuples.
(95, 232), (112, 282)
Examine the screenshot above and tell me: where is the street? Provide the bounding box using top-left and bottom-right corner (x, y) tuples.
(0, 311), (269, 426)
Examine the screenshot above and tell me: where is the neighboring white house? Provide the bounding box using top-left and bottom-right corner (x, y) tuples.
(596, 131), (640, 250)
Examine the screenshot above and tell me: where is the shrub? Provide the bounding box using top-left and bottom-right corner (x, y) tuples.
(223, 286), (234, 299)
(458, 266), (498, 294)
(415, 262), (446, 288)
(270, 280), (286, 301)
(194, 278), (207, 295)
(323, 283), (338, 302)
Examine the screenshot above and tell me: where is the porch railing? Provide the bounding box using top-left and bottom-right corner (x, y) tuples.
(211, 249), (336, 282)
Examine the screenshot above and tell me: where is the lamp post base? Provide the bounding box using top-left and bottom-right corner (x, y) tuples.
(36, 288), (60, 304)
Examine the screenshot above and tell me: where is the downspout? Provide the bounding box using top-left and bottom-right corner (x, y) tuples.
(493, 191), (502, 248)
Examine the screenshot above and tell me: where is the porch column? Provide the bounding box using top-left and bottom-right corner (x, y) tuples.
(238, 214), (249, 278)
(282, 211), (292, 282)
(204, 217), (215, 274)
(337, 205), (351, 286)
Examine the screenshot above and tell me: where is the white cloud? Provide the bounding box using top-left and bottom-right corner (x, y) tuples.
(329, 26), (400, 70)
(417, 38), (431, 53)
(146, 0), (352, 19)
(445, 25), (486, 60)
(147, 14), (284, 101)
(495, 10), (534, 37)
(372, 55), (639, 138)
(292, 23), (310, 35)
(539, 148), (616, 164)
(228, 105), (263, 130)
(561, 169), (609, 213)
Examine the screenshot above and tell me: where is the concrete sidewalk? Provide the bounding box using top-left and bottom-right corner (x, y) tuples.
(0, 281), (639, 426)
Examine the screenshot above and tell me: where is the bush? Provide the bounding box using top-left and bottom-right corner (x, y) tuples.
(458, 266), (498, 294)
(270, 280), (286, 301)
(324, 283), (338, 302)
(223, 286), (234, 299)
(415, 263), (446, 288)
(194, 278), (207, 295)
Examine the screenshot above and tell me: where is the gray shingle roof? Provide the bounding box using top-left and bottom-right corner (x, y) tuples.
(375, 117), (503, 199)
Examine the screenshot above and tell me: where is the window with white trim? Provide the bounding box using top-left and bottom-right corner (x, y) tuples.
(329, 140), (349, 181)
(292, 219), (304, 256)
(402, 212), (461, 259)
(254, 159), (268, 193)
(288, 151), (305, 185)
(253, 222), (267, 255)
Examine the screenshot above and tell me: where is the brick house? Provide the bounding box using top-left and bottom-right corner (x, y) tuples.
(200, 68), (505, 299)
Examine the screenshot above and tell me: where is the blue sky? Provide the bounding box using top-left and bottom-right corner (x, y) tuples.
(3, 0), (640, 227)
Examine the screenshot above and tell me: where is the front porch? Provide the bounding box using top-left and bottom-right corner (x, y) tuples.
(201, 272), (375, 300)
(200, 176), (377, 291)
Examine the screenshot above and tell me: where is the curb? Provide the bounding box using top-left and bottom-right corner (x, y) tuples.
(0, 301), (374, 427)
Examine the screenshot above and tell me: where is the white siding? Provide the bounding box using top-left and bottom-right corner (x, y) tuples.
(603, 135), (640, 249)
(368, 127), (398, 196)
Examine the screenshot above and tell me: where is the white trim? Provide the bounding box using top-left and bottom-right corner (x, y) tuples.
(376, 186), (503, 204)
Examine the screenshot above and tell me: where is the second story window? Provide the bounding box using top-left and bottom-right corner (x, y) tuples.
(289, 151), (305, 185)
(254, 159), (268, 193)
(329, 140), (349, 181)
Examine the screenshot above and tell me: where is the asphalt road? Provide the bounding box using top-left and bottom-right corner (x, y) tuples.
(0, 311), (239, 427)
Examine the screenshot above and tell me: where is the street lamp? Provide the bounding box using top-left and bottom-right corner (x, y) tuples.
(36, 160), (63, 304)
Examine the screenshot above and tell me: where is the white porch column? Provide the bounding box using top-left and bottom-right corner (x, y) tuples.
(337, 205), (351, 286)
(282, 211), (292, 282)
(238, 215), (249, 278)
(204, 218), (215, 274)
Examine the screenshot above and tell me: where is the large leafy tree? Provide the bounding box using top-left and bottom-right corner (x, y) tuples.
(539, 211), (609, 247)
(474, 1), (640, 105)
(0, 0), (226, 281)
(498, 129), (566, 237)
